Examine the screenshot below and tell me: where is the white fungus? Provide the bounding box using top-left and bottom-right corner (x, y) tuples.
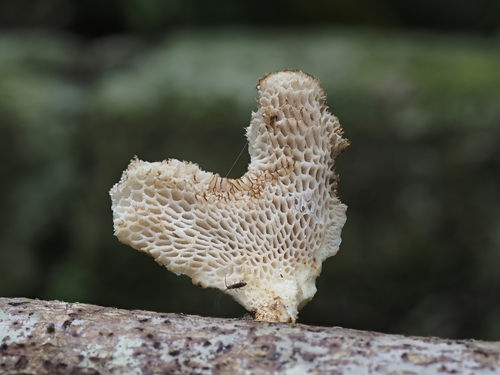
(110, 70), (350, 322)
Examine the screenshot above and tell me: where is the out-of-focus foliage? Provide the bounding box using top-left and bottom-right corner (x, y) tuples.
(1, 0), (499, 36)
(0, 28), (499, 340)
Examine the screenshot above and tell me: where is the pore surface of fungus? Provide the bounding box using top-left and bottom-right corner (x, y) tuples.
(110, 70), (349, 323)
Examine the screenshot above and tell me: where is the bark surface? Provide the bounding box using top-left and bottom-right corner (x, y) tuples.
(1, 297), (499, 374)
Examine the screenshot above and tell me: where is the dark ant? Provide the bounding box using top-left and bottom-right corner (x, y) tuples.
(213, 275), (247, 312)
(225, 275), (247, 290)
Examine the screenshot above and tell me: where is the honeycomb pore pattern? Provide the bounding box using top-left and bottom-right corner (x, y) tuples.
(110, 70), (349, 322)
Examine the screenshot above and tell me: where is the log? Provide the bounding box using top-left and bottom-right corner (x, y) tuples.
(0, 297), (499, 374)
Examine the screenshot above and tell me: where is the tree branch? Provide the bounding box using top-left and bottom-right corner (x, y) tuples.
(1, 297), (499, 374)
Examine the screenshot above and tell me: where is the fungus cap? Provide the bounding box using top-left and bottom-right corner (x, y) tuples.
(110, 70), (349, 323)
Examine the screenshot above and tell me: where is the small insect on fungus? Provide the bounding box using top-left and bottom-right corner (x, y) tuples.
(213, 276), (247, 312)
(225, 275), (247, 290)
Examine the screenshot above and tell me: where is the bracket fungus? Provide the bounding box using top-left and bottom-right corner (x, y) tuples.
(110, 70), (349, 323)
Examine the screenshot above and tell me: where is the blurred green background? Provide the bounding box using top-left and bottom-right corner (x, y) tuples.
(1, 0), (500, 341)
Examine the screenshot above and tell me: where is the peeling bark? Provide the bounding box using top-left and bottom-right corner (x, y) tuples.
(0, 297), (499, 374)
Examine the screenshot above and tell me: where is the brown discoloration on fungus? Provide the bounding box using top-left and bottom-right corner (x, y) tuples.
(110, 70), (349, 322)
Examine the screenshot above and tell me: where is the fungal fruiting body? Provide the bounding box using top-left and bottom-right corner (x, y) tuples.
(110, 70), (349, 323)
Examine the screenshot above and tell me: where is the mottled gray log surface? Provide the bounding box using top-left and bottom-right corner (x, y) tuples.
(1, 297), (499, 374)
